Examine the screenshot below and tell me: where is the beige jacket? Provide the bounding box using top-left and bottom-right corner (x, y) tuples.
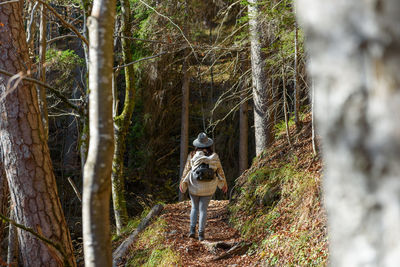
(180, 151), (227, 196)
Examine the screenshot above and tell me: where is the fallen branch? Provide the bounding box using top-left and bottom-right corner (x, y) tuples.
(211, 242), (251, 261)
(112, 204), (164, 266)
(202, 240), (236, 254)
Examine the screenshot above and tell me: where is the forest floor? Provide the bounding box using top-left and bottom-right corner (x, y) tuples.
(156, 200), (257, 266)
(118, 199), (259, 266)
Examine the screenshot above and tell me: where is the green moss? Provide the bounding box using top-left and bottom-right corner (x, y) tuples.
(125, 218), (181, 266)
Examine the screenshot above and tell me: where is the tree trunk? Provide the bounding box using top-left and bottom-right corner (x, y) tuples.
(83, 0), (116, 265)
(239, 92), (249, 174)
(179, 57), (190, 201)
(297, 0), (400, 265)
(239, 54), (249, 174)
(179, 0), (190, 201)
(0, 3), (76, 266)
(311, 78), (317, 155)
(111, 0), (135, 234)
(293, 21), (301, 130)
(248, 0), (272, 156)
(79, 0), (90, 172)
(37, 3), (49, 141)
(0, 149), (9, 256)
(282, 66), (292, 147)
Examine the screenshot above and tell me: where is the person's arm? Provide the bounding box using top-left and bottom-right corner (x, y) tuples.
(179, 153), (191, 193)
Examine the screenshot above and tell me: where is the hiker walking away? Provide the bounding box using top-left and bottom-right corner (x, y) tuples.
(179, 132), (228, 241)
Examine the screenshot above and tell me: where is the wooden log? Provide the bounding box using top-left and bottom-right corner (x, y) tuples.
(212, 242), (251, 261)
(112, 204), (164, 266)
(202, 241), (236, 254)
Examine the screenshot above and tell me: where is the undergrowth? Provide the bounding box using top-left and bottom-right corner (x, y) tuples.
(125, 217), (180, 266)
(229, 161), (328, 266)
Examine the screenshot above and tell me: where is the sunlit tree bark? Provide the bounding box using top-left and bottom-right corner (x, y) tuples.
(297, 0), (400, 265)
(83, 0), (116, 265)
(248, 0), (272, 156)
(37, 3), (49, 140)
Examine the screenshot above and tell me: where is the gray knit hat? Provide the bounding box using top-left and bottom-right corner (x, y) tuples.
(193, 132), (213, 148)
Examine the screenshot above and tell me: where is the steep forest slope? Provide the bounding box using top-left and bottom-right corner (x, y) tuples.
(114, 114), (328, 266)
(228, 114), (328, 266)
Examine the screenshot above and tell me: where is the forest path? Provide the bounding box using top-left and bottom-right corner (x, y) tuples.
(161, 200), (257, 266)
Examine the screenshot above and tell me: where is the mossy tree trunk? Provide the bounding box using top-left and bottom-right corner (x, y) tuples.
(111, 0), (135, 234)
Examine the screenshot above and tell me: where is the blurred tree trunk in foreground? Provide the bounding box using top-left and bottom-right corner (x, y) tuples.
(0, 2), (76, 266)
(83, 0), (116, 265)
(297, 0), (400, 266)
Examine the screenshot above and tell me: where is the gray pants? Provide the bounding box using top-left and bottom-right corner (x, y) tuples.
(189, 194), (212, 232)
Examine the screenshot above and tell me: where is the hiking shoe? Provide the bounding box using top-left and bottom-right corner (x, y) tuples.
(198, 231), (205, 241)
(189, 227), (196, 238)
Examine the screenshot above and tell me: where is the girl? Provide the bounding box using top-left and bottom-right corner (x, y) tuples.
(179, 132), (228, 241)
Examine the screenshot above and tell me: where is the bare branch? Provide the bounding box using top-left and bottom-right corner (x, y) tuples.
(138, 0), (199, 61)
(67, 177), (82, 202)
(114, 35), (171, 45)
(0, 68), (82, 114)
(26, 2), (39, 44)
(47, 34), (78, 44)
(31, 0), (89, 46)
(0, 0), (21, 6)
(113, 52), (167, 70)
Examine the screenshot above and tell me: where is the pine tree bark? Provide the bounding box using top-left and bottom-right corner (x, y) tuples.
(83, 0), (116, 265)
(0, 3), (75, 266)
(111, 0), (134, 234)
(298, 0), (400, 265)
(248, 0), (272, 156)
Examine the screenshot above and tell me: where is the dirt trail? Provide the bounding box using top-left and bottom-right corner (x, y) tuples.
(161, 200), (258, 266)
